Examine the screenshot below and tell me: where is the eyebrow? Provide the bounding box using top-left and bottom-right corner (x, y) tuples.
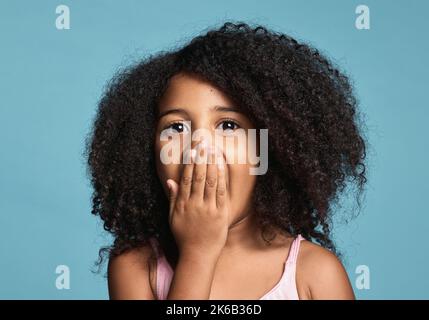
(157, 105), (241, 119)
(213, 105), (241, 113)
(157, 108), (188, 119)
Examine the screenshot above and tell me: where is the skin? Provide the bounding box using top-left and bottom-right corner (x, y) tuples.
(107, 72), (355, 300)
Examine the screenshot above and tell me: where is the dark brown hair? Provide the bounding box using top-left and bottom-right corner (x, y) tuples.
(85, 21), (368, 272)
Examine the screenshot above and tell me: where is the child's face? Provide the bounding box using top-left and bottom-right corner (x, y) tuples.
(155, 72), (258, 226)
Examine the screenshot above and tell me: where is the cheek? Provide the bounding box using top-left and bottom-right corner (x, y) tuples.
(227, 164), (256, 204)
(223, 135), (248, 165)
(222, 133), (256, 192)
(160, 164), (181, 183)
(155, 140), (183, 188)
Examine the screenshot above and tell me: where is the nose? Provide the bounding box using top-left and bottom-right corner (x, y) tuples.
(186, 134), (225, 163)
(189, 133), (212, 151)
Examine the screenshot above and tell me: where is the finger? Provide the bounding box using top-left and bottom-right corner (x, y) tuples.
(167, 179), (179, 215)
(191, 140), (208, 200)
(216, 153), (226, 208)
(178, 148), (196, 201)
(204, 146), (218, 203)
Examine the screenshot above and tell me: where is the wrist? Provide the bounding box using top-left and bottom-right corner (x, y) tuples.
(179, 248), (221, 265)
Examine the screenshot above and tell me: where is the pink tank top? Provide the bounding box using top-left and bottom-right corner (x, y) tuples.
(148, 234), (305, 300)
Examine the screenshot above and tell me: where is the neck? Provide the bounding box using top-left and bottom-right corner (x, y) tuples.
(224, 211), (263, 250)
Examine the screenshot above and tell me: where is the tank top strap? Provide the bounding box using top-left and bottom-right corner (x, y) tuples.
(286, 234), (305, 264)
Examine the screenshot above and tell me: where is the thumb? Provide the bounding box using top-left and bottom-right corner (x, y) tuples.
(166, 179), (179, 207)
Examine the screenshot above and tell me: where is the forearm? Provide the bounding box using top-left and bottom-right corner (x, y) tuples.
(166, 253), (219, 300)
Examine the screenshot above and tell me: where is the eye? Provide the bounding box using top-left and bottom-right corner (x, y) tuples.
(164, 121), (190, 134)
(216, 119), (241, 134)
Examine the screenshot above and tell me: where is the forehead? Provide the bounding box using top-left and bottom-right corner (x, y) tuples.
(158, 72), (235, 113)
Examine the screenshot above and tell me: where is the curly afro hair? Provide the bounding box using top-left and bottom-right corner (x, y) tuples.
(85, 21), (368, 271)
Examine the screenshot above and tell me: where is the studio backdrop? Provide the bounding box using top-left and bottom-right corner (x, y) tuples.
(0, 0), (428, 299)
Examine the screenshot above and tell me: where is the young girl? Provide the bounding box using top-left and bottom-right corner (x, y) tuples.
(86, 21), (367, 300)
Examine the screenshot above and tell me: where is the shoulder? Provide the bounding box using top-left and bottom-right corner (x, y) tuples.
(295, 238), (355, 300)
(107, 243), (157, 300)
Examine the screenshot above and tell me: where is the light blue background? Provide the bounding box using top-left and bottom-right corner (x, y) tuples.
(1, 0), (428, 299)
